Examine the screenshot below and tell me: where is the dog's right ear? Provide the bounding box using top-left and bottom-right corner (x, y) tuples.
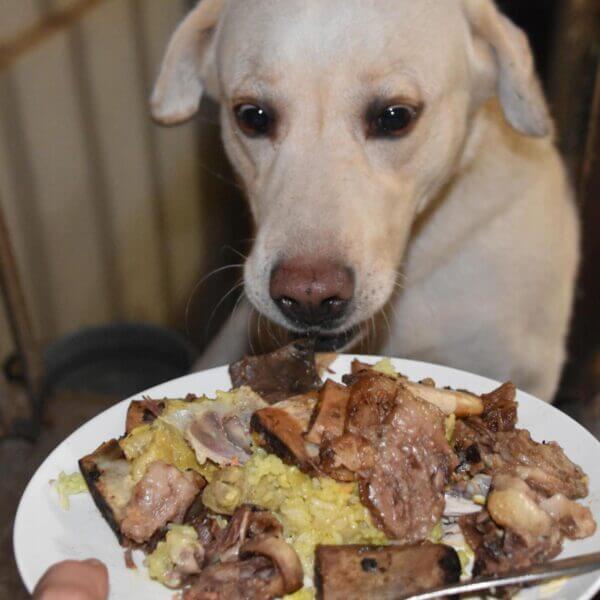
(462, 0), (551, 137)
(151, 0), (225, 125)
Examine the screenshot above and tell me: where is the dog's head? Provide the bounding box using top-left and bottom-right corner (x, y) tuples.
(152, 0), (550, 350)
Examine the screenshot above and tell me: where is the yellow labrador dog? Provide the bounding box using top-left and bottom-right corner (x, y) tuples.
(152, 0), (578, 402)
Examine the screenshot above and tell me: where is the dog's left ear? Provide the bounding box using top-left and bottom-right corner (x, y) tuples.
(462, 0), (551, 137)
(151, 0), (225, 125)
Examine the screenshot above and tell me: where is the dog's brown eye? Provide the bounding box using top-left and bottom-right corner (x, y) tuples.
(369, 104), (419, 138)
(234, 103), (272, 137)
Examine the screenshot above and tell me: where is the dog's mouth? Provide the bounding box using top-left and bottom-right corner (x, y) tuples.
(292, 327), (359, 352)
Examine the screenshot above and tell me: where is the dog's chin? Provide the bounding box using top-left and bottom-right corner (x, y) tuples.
(291, 327), (360, 352)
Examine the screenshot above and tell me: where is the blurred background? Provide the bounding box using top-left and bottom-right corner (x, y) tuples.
(0, 0), (598, 596)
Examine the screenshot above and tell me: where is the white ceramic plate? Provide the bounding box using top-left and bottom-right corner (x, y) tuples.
(14, 355), (600, 599)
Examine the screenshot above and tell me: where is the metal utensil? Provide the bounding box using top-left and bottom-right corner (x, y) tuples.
(405, 551), (600, 599)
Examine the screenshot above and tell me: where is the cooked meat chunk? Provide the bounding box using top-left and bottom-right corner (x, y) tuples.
(486, 475), (555, 546)
(455, 422), (588, 499)
(314, 542), (460, 600)
(320, 432), (375, 482)
(539, 493), (597, 539)
(305, 380), (350, 445)
(210, 504), (254, 563)
(229, 339), (322, 403)
(187, 411), (251, 465)
(121, 461), (204, 544)
(359, 385), (458, 541)
(461, 474), (596, 578)
(183, 556), (284, 600)
(206, 505), (284, 564)
(183, 535), (303, 600)
(177, 389), (267, 467)
(125, 399), (166, 433)
(251, 393), (319, 472)
(480, 382), (517, 432)
(345, 372), (398, 444)
(346, 359), (483, 416)
(460, 508), (562, 577)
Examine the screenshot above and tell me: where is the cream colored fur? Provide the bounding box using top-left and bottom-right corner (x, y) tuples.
(152, 0), (579, 401)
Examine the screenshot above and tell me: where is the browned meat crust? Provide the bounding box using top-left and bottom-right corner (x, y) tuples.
(305, 380), (350, 445)
(79, 439), (132, 544)
(183, 556), (284, 600)
(183, 505), (303, 600)
(314, 542), (460, 600)
(125, 399), (164, 433)
(250, 393), (319, 472)
(455, 421), (588, 499)
(229, 339), (322, 403)
(480, 382), (517, 432)
(460, 509), (562, 577)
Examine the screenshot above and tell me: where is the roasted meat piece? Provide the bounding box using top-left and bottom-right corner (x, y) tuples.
(251, 392), (319, 472)
(305, 380), (350, 445)
(206, 504), (285, 564)
(121, 461), (205, 544)
(314, 542), (461, 600)
(183, 556), (284, 600)
(455, 421), (588, 499)
(345, 371), (398, 443)
(229, 339), (322, 403)
(183, 535), (303, 600)
(320, 432), (375, 482)
(480, 382), (517, 431)
(461, 508), (562, 578)
(125, 398), (166, 433)
(346, 359), (483, 416)
(79, 439), (134, 543)
(460, 474), (596, 578)
(359, 385), (458, 541)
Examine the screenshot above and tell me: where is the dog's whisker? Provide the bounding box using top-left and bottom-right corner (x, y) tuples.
(222, 245), (249, 262)
(231, 288), (247, 320)
(370, 315), (377, 352)
(196, 158), (244, 191)
(381, 306), (392, 342)
(247, 305), (257, 356)
(184, 263), (245, 337)
(266, 318), (280, 348)
(205, 279), (245, 342)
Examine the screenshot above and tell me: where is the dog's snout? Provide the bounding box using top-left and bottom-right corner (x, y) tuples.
(269, 258), (354, 328)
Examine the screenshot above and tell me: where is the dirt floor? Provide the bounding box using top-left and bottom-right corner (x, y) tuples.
(0, 390), (116, 599)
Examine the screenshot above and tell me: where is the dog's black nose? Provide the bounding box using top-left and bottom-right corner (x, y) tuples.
(270, 258), (354, 328)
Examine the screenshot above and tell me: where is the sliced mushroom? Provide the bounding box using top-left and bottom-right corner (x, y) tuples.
(240, 536), (304, 595)
(305, 380), (350, 445)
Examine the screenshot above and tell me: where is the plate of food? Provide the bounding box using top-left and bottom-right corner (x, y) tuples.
(14, 342), (600, 599)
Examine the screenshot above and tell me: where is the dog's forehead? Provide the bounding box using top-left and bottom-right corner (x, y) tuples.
(218, 0), (469, 89)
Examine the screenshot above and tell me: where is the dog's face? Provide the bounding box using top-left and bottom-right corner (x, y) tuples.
(152, 0), (549, 349)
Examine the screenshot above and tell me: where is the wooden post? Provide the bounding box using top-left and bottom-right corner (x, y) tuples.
(0, 195), (44, 438)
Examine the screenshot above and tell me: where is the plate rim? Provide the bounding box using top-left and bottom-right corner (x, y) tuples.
(13, 355), (600, 599)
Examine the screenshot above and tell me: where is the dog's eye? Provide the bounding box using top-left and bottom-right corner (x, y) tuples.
(368, 104), (419, 138)
(234, 103), (273, 137)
